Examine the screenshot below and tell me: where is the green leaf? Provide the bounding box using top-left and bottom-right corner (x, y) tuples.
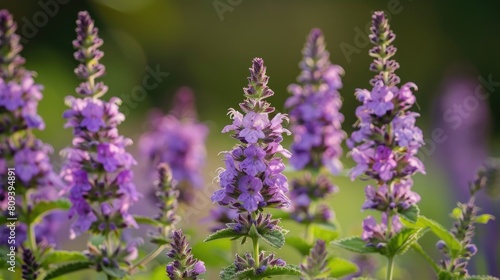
(192, 239), (232, 267)
(134, 215), (162, 227)
(402, 215), (462, 258)
(331, 237), (378, 254)
(328, 257), (359, 278)
(352, 278), (379, 280)
(310, 223), (339, 243)
(464, 275), (500, 280)
(28, 199), (71, 224)
(400, 205), (420, 223)
(204, 227), (243, 242)
(102, 265), (127, 278)
(220, 264), (239, 280)
(475, 214), (495, 224)
(257, 264), (302, 278)
(387, 227), (428, 257)
(286, 236), (313, 256)
(151, 237), (170, 246)
(43, 261), (92, 280)
(259, 229), (288, 249)
(40, 251), (87, 269)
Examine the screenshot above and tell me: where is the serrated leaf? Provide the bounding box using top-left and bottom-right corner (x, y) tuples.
(28, 199), (71, 224)
(43, 261), (92, 280)
(134, 215), (162, 227)
(310, 223), (339, 243)
(387, 227), (428, 257)
(286, 236), (313, 256)
(102, 265), (127, 278)
(204, 227), (242, 242)
(464, 275), (500, 280)
(331, 237), (378, 254)
(400, 205), (420, 223)
(352, 278), (379, 280)
(220, 264), (239, 280)
(40, 251), (87, 269)
(475, 214), (495, 224)
(260, 229), (287, 249)
(258, 264), (302, 278)
(328, 257), (359, 278)
(402, 215), (462, 258)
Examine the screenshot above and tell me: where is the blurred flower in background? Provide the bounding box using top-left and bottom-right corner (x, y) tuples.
(433, 70), (499, 275)
(139, 87), (208, 203)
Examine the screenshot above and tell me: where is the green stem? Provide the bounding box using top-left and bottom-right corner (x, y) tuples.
(252, 237), (259, 268)
(386, 257), (395, 280)
(251, 212), (259, 268)
(23, 192), (37, 252)
(129, 244), (167, 274)
(412, 243), (439, 273)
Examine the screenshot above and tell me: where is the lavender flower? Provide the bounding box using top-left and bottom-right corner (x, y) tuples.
(0, 10), (62, 250)
(149, 164), (181, 243)
(139, 87), (208, 202)
(349, 11), (424, 243)
(285, 28), (345, 174)
(211, 58), (291, 213)
(21, 247), (40, 280)
(437, 199), (479, 277)
(61, 11), (139, 238)
(166, 229), (205, 280)
(361, 213), (402, 249)
(300, 239), (329, 280)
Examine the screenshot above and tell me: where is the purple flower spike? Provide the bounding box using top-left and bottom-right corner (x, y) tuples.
(350, 11), (425, 247)
(300, 239), (330, 278)
(166, 230), (205, 280)
(212, 58), (291, 213)
(139, 87), (208, 203)
(286, 28), (346, 174)
(62, 11), (139, 238)
(0, 10), (62, 247)
(73, 11), (107, 96)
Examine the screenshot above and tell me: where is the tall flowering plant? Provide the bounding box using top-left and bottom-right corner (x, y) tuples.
(139, 87), (208, 203)
(332, 11), (496, 280)
(0, 9), (66, 279)
(284, 28), (344, 248)
(207, 58), (302, 279)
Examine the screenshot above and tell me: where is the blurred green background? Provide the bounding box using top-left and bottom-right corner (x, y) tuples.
(1, 0), (500, 279)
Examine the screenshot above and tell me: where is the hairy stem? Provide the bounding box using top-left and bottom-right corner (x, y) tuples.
(129, 244), (167, 274)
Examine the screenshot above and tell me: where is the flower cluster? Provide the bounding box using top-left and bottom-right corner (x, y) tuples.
(285, 28), (345, 174)
(361, 213), (402, 249)
(21, 247), (40, 280)
(0, 10), (44, 134)
(211, 58), (291, 213)
(61, 11), (139, 238)
(0, 9), (61, 250)
(437, 198), (479, 276)
(289, 173), (336, 224)
(300, 239), (329, 280)
(139, 87), (208, 201)
(228, 252), (286, 277)
(166, 229), (206, 280)
(348, 11), (424, 246)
